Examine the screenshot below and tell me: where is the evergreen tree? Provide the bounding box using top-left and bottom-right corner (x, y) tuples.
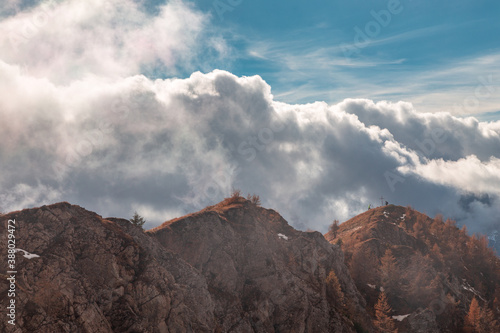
(464, 297), (481, 333)
(380, 249), (399, 294)
(130, 211), (146, 228)
(329, 220), (340, 239)
(326, 271), (345, 307)
(374, 291), (397, 333)
(478, 306), (498, 333)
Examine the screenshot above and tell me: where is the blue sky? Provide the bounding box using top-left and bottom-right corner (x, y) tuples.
(173, 0), (500, 118)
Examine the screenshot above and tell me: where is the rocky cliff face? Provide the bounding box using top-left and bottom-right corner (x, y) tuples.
(0, 202), (215, 333)
(149, 197), (371, 332)
(0, 198), (370, 332)
(4, 200), (496, 332)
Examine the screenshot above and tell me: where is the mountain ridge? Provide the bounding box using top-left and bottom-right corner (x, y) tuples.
(325, 204), (500, 332)
(1, 200), (498, 332)
(1, 198), (371, 332)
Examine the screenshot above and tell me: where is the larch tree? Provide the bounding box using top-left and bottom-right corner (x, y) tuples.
(374, 291), (397, 333)
(326, 271), (345, 308)
(350, 249), (378, 288)
(493, 294), (500, 317)
(380, 249), (399, 294)
(412, 218), (426, 239)
(478, 306), (498, 333)
(464, 297), (481, 333)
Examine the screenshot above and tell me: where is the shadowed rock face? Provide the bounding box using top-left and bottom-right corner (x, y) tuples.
(0, 199), (371, 332)
(149, 198), (370, 332)
(0, 202), (214, 333)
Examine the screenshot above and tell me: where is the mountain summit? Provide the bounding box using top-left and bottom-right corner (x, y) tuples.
(1, 200), (498, 332)
(0, 197), (371, 332)
(148, 195), (371, 332)
(325, 204), (500, 332)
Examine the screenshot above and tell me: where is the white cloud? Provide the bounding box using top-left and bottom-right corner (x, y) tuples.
(1, 62), (499, 234)
(400, 155), (500, 196)
(0, 0), (223, 83)
(0, 183), (62, 212)
(1, 1), (498, 236)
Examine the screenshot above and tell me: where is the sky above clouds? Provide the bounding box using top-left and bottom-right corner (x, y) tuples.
(194, 0), (500, 118)
(0, 0), (499, 238)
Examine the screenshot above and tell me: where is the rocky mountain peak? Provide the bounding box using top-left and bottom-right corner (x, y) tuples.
(326, 205), (500, 332)
(149, 195), (372, 332)
(1, 200), (498, 332)
(1, 198), (372, 332)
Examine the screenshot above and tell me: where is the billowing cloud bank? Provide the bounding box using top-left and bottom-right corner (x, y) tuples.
(0, 0), (499, 236)
(2, 63), (500, 233)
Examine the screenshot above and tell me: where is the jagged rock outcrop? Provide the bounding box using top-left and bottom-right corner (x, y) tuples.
(407, 309), (440, 333)
(0, 198), (371, 332)
(0, 203), (214, 333)
(149, 197), (371, 332)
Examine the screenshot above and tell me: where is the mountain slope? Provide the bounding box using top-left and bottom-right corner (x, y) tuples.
(148, 196), (372, 332)
(0, 198), (372, 332)
(3, 200), (497, 332)
(325, 204), (500, 333)
(0, 202), (215, 332)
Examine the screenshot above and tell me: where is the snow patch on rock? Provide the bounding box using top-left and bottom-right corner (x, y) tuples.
(277, 233), (288, 240)
(462, 280), (486, 301)
(15, 248), (40, 259)
(392, 314), (410, 321)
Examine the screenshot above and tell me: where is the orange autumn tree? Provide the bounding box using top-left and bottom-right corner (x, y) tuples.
(464, 297), (498, 333)
(464, 297), (481, 332)
(374, 291), (397, 333)
(326, 271), (345, 308)
(380, 249), (400, 295)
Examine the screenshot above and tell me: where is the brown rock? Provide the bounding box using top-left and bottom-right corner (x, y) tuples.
(149, 197), (371, 332)
(0, 203), (214, 332)
(1, 199), (372, 332)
